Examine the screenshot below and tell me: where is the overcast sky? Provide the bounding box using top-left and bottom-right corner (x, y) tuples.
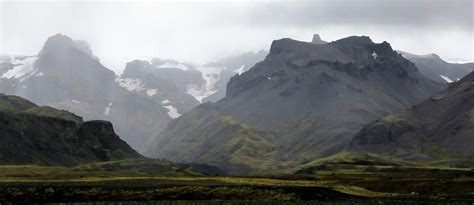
(1, 0), (473, 74)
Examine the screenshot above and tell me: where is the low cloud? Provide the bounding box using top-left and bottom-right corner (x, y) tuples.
(1, 0), (472, 73)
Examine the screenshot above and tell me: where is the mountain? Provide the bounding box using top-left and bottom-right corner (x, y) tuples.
(117, 59), (203, 115)
(0, 93), (141, 165)
(116, 50), (268, 114)
(349, 71), (474, 166)
(398, 51), (473, 84)
(200, 50), (268, 102)
(147, 35), (444, 174)
(0, 34), (170, 153)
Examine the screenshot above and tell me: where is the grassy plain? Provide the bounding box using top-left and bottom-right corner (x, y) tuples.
(0, 160), (473, 203)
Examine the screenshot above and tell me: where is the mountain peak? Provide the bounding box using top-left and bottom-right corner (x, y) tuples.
(311, 34), (327, 44)
(42, 34), (74, 50)
(48, 33), (73, 41)
(39, 34), (93, 57)
(332, 36), (373, 47)
(268, 38), (314, 56)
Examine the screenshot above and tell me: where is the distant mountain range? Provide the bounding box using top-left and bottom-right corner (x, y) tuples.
(0, 34), (265, 153)
(1, 33), (472, 174)
(146, 35), (446, 174)
(117, 59), (202, 116)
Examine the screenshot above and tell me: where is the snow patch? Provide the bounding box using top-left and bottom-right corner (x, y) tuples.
(163, 105), (181, 119)
(146, 89), (158, 96)
(233, 65), (246, 75)
(104, 103), (112, 116)
(440, 75), (453, 83)
(1, 56), (39, 81)
(72, 100), (81, 104)
(186, 66), (221, 103)
(116, 78), (145, 92)
(371, 52), (378, 60)
(161, 99), (170, 104)
(157, 62), (189, 71)
(35, 72), (44, 77)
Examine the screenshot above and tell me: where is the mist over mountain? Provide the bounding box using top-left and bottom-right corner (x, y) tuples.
(0, 34), (274, 155)
(147, 35), (444, 174)
(201, 50), (268, 102)
(1, 1), (474, 202)
(118, 59), (202, 116)
(0, 34), (171, 153)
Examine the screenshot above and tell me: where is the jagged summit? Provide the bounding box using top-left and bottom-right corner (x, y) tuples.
(311, 34), (327, 44)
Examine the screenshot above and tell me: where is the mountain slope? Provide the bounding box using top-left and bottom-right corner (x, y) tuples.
(398, 51), (473, 84)
(0, 93), (141, 166)
(148, 36), (444, 174)
(0, 34), (170, 152)
(349, 71), (474, 165)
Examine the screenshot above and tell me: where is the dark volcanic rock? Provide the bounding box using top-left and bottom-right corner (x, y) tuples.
(0, 94), (141, 166)
(148, 35), (444, 174)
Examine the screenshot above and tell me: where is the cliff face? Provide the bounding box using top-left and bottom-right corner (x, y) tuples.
(0, 93), (141, 166)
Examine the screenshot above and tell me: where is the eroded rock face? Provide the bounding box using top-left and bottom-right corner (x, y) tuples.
(350, 72), (474, 160)
(148, 36), (443, 174)
(0, 94), (141, 166)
